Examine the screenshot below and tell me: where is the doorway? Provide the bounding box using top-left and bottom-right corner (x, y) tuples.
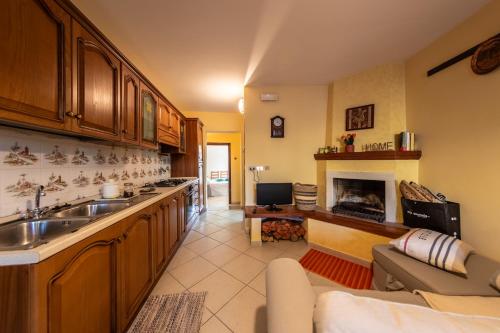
(206, 143), (231, 210)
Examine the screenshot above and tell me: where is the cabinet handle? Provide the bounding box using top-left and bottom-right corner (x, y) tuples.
(122, 129), (128, 134)
(75, 114), (82, 120)
(117, 236), (124, 243)
(66, 111), (76, 117)
(160, 203), (166, 209)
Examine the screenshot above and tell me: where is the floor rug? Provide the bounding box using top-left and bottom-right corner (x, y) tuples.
(128, 291), (207, 333)
(299, 249), (372, 289)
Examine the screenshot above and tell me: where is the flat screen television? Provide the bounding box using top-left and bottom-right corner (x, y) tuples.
(256, 183), (293, 210)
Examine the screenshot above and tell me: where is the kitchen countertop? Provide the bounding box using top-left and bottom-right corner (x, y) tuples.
(0, 178), (198, 266)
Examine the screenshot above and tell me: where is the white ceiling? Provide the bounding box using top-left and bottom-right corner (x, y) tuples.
(72, 0), (489, 112)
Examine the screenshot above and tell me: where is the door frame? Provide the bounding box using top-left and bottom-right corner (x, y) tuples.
(206, 142), (231, 204)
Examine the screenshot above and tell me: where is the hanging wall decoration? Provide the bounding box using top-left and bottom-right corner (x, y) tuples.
(345, 104), (374, 131)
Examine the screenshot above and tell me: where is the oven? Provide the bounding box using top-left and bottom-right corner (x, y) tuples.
(186, 183), (199, 222)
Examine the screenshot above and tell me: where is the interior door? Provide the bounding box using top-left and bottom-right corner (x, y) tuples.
(0, 0), (71, 131)
(72, 21), (121, 141)
(121, 65), (140, 144)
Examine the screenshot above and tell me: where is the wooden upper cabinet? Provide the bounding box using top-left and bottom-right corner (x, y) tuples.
(121, 65), (140, 145)
(140, 82), (158, 149)
(0, 0), (71, 131)
(170, 110), (181, 137)
(158, 99), (171, 132)
(72, 21), (121, 141)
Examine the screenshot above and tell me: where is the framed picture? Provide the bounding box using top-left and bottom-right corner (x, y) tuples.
(345, 104), (374, 131)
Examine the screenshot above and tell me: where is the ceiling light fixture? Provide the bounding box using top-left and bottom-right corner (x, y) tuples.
(238, 98), (245, 114)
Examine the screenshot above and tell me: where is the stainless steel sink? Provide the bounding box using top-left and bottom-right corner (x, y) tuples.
(49, 202), (131, 219)
(0, 217), (93, 250)
(0, 193), (160, 250)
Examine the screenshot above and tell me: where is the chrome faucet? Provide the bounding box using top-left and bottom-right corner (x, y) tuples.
(32, 185), (46, 219)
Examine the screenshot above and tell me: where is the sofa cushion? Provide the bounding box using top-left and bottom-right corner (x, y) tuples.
(373, 244), (500, 296)
(312, 285), (428, 307)
(390, 229), (472, 274)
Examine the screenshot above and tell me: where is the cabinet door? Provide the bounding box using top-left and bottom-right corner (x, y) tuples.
(179, 119), (186, 153)
(121, 65), (140, 145)
(118, 211), (154, 331)
(168, 196), (179, 253)
(158, 99), (170, 131)
(152, 201), (168, 277)
(140, 82), (158, 149)
(72, 21), (121, 141)
(0, 0), (71, 131)
(178, 192), (186, 237)
(47, 240), (117, 333)
(170, 110), (181, 137)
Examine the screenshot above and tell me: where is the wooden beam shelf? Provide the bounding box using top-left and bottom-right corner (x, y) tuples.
(314, 150), (422, 161)
(244, 205), (409, 239)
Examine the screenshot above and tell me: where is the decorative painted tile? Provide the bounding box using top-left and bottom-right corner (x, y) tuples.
(3, 141), (39, 166)
(108, 149), (120, 165)
(121, 170), (130, 181)
(72, 171), (90, 187)
(131, 153), (139, 164)
(139, 169), (146, 178)
(44, 172), (68, 192)
(71, 148), (90, 165)
(140, 154), (147, 165)
(44, 145), (68, 166)
(4, 172), (40, 197)
(132, 168), (139, 179)
(93, 149), (106, 165)
(108, 169), (120, 182)
(121, 149), (130, 164)
(93, 171), (106, 185)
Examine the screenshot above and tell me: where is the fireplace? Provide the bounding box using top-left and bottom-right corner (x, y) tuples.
(332, 178), (385, 222)
(326, 171), (397, 222)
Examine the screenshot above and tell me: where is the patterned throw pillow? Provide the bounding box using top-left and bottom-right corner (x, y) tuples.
(491, 270), (500, 291)
(390, 228), (473, 274)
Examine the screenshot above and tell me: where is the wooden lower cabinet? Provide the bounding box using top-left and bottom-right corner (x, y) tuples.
(117, 209), (155, 332)
(30, 222), (121, 333)
(168, 195), (179, 252)
(0, 190), (195, 333)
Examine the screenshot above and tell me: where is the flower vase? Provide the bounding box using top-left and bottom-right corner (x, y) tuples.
(345, 144), (355, 153)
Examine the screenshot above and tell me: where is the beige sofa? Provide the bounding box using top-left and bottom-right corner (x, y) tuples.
(266, 258), (429, 333)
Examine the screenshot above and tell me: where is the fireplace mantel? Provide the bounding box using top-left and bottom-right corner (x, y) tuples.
(314, 150), (421, 160)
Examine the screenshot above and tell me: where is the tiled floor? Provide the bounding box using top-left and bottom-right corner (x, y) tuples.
(151, 208), (315, 333)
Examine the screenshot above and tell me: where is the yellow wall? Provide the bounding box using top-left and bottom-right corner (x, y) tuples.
(406, 1), (500, 261)
(183, 111), (244, 132)
(330, 63), (407, 148)
(308, 219), (392, 262)
(207, 132), (242, 204)
(244, 85), (328, 205)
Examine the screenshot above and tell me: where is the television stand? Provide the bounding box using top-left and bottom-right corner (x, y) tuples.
(265, 204), (283, 212)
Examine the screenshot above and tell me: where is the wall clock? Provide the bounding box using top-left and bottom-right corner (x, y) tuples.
(271, 116), (285, 138)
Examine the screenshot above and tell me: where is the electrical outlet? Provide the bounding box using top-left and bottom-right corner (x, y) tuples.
(249, 166), (269, 171)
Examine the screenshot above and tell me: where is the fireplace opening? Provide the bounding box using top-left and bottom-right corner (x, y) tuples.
(332, 178), (386, 222)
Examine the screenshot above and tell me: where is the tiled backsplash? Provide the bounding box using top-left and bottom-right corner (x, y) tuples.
(0, 126), (171, 217)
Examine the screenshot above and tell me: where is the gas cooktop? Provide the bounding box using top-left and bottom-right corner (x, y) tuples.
(145, 178), (190, 188)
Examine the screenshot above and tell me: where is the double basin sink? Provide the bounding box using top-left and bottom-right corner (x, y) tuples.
(0, 193), (159, 251)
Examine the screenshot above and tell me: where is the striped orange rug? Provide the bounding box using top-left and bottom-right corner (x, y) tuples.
(299, 249), (372, 289)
